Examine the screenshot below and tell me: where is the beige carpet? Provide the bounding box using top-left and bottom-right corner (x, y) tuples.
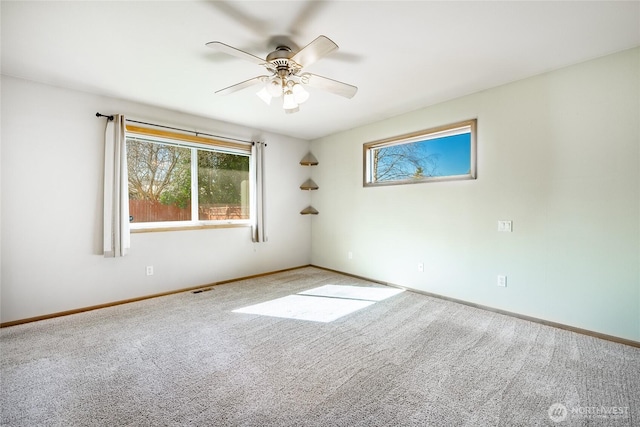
(1, 267), (638, 426)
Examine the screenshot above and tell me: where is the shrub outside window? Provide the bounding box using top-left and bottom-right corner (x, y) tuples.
(363, 119), (477, 186)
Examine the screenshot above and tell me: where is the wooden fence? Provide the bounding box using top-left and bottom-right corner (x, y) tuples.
(129, 200), (248, 223)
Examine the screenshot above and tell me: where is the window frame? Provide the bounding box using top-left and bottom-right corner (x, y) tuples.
(363, 119), (477, 187)
(125, 124), (253, 232)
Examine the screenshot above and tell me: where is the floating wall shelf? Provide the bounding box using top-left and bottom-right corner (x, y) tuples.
(299, 152), (319, 166)
(300, 152), (318, 215)
(300, 178), (319, 190)
(300, 206), (319, 215)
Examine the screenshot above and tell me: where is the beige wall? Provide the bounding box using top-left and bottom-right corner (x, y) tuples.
(0, 76), (312, 323)
(309, 48), (640, 341)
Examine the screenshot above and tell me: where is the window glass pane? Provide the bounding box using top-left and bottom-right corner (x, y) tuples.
(197, 150), (250, 221)
(372, 132), (471, 182)
(364, 120), (476, 186)
(127, 138), (191, 222)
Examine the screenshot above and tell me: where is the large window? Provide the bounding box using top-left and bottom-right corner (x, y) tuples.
(363, 119), (476, 186)
(126, 125), (251, 230)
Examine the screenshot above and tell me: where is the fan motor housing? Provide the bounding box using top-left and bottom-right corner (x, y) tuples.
(266, 45), (293, 61)
(266, 46), (301, 76)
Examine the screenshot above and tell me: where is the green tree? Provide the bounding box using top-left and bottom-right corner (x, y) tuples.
(127, 139), (249, 211)
(127, 139), (191, 206)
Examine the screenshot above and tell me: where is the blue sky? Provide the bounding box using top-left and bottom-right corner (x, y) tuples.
(420, 133), (471, 176)
(374, 131), (471, 181)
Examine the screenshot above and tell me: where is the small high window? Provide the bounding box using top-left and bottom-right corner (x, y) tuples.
(363, 119), (476, 186)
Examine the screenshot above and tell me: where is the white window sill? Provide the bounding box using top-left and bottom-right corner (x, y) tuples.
(130, 221), (251, 233)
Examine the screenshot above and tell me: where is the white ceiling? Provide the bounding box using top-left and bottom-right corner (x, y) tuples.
(2, 1), (639, 140)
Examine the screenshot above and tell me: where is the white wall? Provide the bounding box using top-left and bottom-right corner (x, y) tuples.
(309, 48), (640, 342)
(0, 76), (312, 323)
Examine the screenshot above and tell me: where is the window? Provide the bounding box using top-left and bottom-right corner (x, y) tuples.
(125, 125), (252, 230)
(363, 119), (476, 186)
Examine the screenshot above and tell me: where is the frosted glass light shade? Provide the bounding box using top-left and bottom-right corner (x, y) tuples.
(292, 83), (309, 104)
(282, 91), (298, 110)
(266, 77), (282, 97)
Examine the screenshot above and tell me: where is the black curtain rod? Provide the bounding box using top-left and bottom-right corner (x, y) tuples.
(96, 114), (257, 145)
(96, 112), (114, 121)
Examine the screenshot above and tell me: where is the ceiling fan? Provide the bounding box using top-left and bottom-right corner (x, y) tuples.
(206, 35), (358, 114)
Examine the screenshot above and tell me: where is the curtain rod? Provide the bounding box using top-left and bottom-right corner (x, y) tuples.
(96, 112), (254, 145)
(96, 112), (114, 121)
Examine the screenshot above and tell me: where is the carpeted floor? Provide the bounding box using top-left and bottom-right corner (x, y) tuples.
(1, 267), (638, 426)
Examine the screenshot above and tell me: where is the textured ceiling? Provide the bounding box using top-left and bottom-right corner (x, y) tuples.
(2, 1), (639, 140)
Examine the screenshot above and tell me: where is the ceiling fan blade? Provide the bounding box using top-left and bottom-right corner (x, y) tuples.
(207, 1), (270, 38)
(291, 36), (338, 68)
(287, 1), (329, 36)
(206, 41), (265, 65)
(215, 76), (268, 95)
(301, 73), (358, 99)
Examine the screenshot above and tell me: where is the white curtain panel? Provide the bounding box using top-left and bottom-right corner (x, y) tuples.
(252, 141), (267, 243)
(103, 114), (130, 257)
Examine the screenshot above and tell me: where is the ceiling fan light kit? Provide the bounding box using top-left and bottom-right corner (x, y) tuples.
(260, 72), (310, 110)
(266, 77), (283, 98)
(206, 35), (357, 114)
(291, 82), (309, 103)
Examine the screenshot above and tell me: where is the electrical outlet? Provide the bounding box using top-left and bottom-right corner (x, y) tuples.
(348, 251), (353, 260)
(146, 266), (154, 276)
(497, 275), (507, 287)
(498, 220), (513, 232)
(418, 262), (424, 272)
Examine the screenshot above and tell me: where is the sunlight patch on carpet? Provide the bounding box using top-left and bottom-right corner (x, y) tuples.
(298, 284), (404, 301)
(233, 295), (374, 323)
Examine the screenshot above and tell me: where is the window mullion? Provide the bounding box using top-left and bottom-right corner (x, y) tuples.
(191, 149), (198, 222)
